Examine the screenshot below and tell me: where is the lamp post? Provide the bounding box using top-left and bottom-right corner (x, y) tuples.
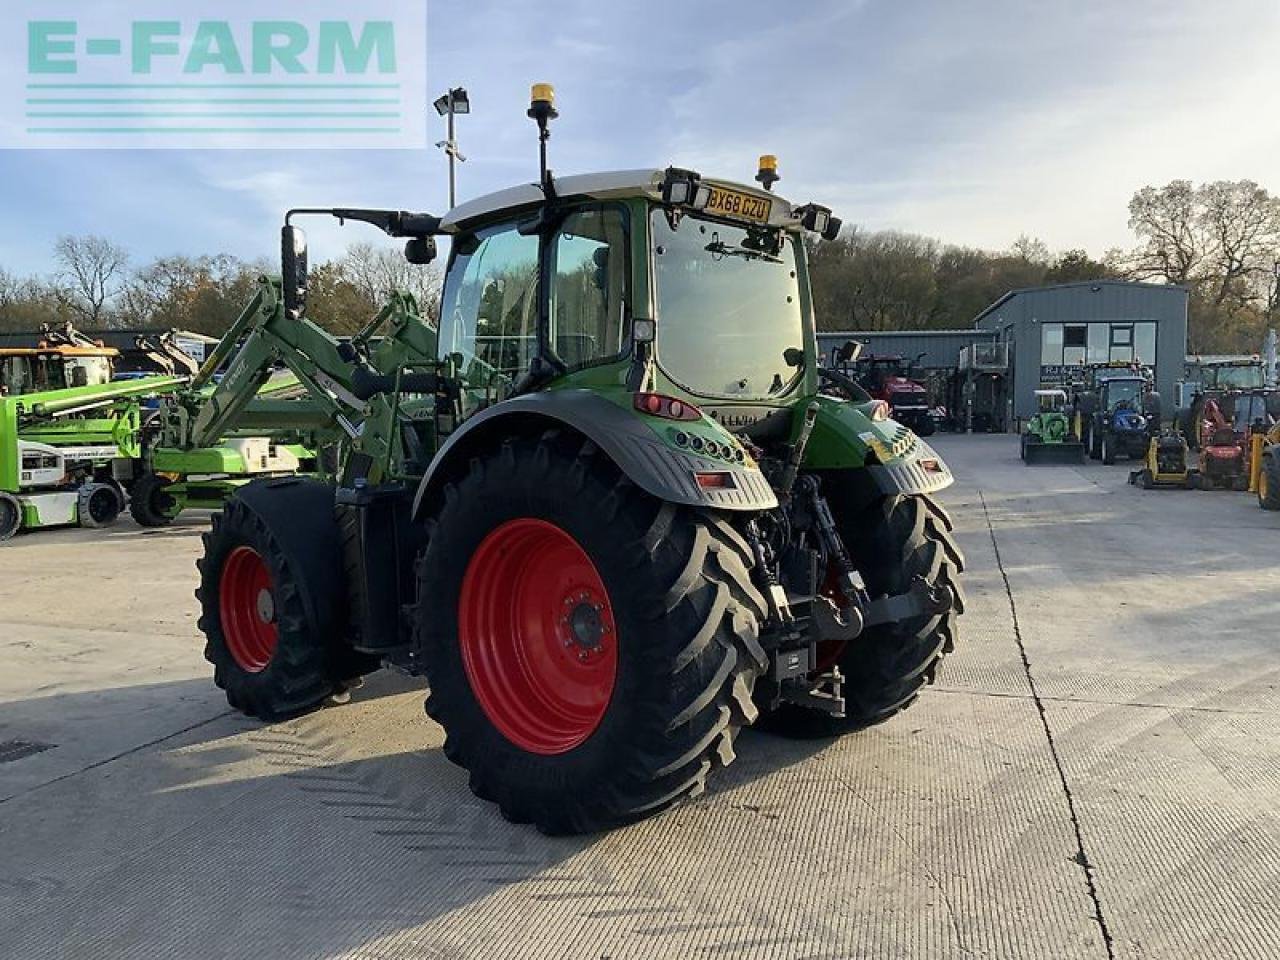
(433, 86), (470, 209)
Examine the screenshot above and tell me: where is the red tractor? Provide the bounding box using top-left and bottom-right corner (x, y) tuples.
(1196, 393), (1256, 489)
(848, 352), (935, 436)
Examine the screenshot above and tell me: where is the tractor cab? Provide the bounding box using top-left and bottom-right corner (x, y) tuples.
(1198, 359), (1266, 392)
(1098, 376), (1144, 414)
(1231, 390), (1279, 436)
(1035, 388), (1069, 415)
(429, 160), (846, 431)
(0, 344), (118, 396)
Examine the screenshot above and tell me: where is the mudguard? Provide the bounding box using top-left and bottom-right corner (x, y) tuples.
(411, 389), (779, 520)
(803, 395), (954, 496)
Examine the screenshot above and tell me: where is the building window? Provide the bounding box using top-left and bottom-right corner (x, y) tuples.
(1134, 322), (1156, 365)
(1041, 323), (1063, 365)
(1087, 324), (1109, 364)
(1063, 324), (1087, 365)
(1107, 325), (1131, 363)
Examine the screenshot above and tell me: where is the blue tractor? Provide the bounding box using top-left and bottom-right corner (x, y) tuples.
(1073, 365), (1155, 465)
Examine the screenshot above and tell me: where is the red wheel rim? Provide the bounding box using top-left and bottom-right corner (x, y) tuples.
(458, 518), (618, 755)
(219, 546), (278, 673)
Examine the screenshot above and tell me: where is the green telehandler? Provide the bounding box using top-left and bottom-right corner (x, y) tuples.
(193, 86), (966, 833)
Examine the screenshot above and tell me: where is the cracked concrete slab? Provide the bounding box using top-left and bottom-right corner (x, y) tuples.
(0, 435), (1276, 959)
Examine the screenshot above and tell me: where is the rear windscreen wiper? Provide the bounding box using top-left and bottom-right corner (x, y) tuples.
(704, 239), (782, 264)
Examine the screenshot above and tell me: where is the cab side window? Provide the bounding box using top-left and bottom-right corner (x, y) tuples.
(438, 223), (540, 385)
(551, 207), (628, 370)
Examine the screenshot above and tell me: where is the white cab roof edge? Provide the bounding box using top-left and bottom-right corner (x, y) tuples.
(438, 168), (799, 232)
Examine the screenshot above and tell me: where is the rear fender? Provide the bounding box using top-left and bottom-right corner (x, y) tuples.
(411, 389), (778, 522)
(803, 395), (954, 498)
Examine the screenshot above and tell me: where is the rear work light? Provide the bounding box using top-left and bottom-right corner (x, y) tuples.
(633, 392), (702, 421)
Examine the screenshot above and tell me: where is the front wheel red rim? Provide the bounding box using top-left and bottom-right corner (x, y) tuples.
(458, 518), (618, 755)
(219, 546), (278, 673)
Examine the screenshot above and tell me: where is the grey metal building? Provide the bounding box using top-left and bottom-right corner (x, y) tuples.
(816, 329), (991, 371)
(973, 280), (1189, 420)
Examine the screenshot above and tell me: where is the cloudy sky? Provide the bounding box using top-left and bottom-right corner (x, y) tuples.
(2, 0), (1278, 274)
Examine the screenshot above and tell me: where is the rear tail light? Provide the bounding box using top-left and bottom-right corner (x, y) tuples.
(633, 392), (701, 421)
(694, 471), (736, 490)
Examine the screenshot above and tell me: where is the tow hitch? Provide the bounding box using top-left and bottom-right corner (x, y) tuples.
(811, 575), (955, 643)
(761, 576), (955, 720)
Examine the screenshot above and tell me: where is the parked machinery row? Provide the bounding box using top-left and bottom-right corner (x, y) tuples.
(1017, 357), (1280, 508)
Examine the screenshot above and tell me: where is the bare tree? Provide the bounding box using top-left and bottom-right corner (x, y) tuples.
(53, 235), (129, 327)
(0, 267), (73, 331)
(1123, 180), (1204, 283)
(1196, 179), (1280, 310)
(338, 242), (442, 322)
(1011, 234), (1051, 266)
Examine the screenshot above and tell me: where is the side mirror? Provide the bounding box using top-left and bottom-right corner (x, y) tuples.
(281, 225), (308, 320)
(405, 236), (437, 265)
(837, 339), (862, 364)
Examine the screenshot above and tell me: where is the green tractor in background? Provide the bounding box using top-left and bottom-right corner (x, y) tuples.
(1021, 389), (1084, 464)
(194, 86), (965, 834)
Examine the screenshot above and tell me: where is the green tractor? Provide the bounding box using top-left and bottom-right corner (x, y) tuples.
(195, 86), (965, 833)
(1021, 389), (1084, 464)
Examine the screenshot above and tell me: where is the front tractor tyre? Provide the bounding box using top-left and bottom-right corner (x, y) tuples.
(763, 491), (964, 739)
(130, 472), (178, 527)
(1101, 433), (1116, 465)
(416, 433), (768, 834)
(197, 478), (359, 721)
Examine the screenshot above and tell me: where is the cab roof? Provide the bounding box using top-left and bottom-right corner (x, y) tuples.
(439, 168), (800, 233)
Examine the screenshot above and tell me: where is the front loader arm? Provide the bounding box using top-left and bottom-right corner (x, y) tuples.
(182, 278), (440, 455)
(186, 280), (359, 450)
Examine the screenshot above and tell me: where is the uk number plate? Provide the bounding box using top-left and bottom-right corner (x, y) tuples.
(704, 185), (772, 223)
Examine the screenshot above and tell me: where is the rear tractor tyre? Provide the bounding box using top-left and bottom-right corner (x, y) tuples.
(416, 432), (768, 834)
(77, 482), (122, 529)
(1260, 452), (1280, 510)
(0, 492), (21, 542)
(760, 492), (964, 739)
(196, 478), (355, 721)
(130, 472), (178, 528)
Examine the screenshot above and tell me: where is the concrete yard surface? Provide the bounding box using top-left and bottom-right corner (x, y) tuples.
(1, 434), (1278, 959)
